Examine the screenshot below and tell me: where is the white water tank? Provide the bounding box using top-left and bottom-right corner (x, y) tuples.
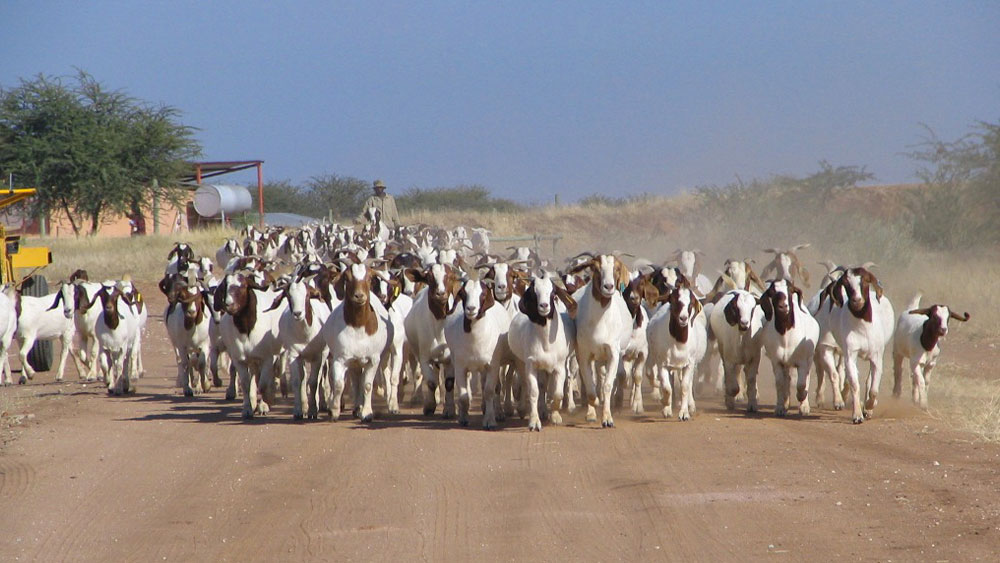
(193, 184), (253, 217)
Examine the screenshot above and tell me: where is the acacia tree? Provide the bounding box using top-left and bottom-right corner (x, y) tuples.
(905, 121), (1000, 249)
(0, 71), (201, 235)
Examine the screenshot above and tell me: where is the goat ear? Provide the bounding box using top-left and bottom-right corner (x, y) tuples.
(213, 280), (228, 311)
(450, 288), (465, 315)
(860, 270), (883, 301)
(829, 277), (846, 307)
(265, 292), (286, 312)
(724, 295), (741, 326)
(479, 282), (495, 316)
(791, 284), (804, 308)
(333, 271), (348, 301)
(745, 265), (764, 292)
(48, 290), (63, 311)
(403, 268), (424, 284)
(640, 277), (659, 307)
(760, 286), (775, 321)
(553, 284), (578, 319)
(691, 295), (703, 318)
(518, 282), (536, 317)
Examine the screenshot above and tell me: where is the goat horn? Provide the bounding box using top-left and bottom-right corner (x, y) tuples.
(566, 251), (595, 262)
(949, 311), (971, 322)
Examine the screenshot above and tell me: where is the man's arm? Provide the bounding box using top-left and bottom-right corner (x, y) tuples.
(386, 196), (401, 226)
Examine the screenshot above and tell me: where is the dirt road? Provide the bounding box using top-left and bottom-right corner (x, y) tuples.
(2, 290), (999, 561)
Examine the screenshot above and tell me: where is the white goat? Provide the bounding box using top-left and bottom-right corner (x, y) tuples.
(828, 267), (895, 423)
(94, 286), (140, 395)
(404, 264), (460, 418)
(709, 290), (764, 412)
(761, 244), (811, 287)
(570, 254), (633, 428)
(165, 283), (213, 396)
(270, 276), (332, 419)
(216, 272), (285, 418)
(647, 285), (708, 421)
(507, 274), (578, 431)
(0, 287), (17, 386)
(892, 294), (969, 410)
(759, 280), (820, 416)
(15, 288), (77, 383)
(444, 278), (512, 427)
(322, 263), (391, 422)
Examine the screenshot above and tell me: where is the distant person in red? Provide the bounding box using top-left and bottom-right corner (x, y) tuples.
(129, 212), (146, 236)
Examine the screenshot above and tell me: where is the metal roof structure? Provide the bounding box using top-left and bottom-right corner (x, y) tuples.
(179, 160), (264, 185)
(181, 160), (265, 226)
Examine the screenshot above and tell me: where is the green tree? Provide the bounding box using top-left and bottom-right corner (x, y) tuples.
(905, 121), (1000, 249)
(250, 179), (312, 216)
(0, 71), (200, 235)
(396, 185), (522, 213)
(304, 174), (370, 220)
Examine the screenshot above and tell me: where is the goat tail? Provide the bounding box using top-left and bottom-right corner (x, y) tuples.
(904, 292), (923, 312)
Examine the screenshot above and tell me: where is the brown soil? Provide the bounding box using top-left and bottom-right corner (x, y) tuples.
(2, 288), (1000, 561)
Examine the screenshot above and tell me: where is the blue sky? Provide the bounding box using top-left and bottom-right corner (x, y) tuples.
(3, 1), (998, 203)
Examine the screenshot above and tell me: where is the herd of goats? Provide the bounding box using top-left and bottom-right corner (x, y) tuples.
(1, 217), (972, 430)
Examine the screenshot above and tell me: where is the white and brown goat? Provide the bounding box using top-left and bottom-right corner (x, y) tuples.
(892, 295), (969, 410)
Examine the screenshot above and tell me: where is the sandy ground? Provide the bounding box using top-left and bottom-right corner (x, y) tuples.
(2, 288), (1000, 562)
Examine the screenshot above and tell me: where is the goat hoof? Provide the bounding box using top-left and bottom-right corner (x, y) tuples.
(459, 418), (469, 427)
(18, 375), (28, 385)
(225, 390), (237, 401)
(423, 405), (436, 416)
(293, 412), (304, 420)
(678, 413), (690, 422)
(775, 409), (787, 418)
(852, 416), (864, 424)
(242, 410), (254, 419)
(361, 414), (374, 423)
(602, 420), (615, 428)
(184, 388), (194, 397)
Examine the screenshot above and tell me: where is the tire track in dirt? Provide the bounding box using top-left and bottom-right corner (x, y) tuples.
(0, 455), (34, 499)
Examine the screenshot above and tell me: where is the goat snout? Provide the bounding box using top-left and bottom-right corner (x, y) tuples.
(464, 306), (479, 318)
(292, 309), (304, 321)
(738, 321), (749, 331)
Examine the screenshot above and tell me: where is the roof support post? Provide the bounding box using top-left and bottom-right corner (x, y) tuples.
(257, 163), (264, 227)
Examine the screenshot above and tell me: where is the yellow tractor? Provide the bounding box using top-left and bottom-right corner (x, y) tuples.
(1, 188), (54, 371)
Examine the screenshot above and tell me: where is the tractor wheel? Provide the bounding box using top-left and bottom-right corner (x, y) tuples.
(23, 275), (54, 373)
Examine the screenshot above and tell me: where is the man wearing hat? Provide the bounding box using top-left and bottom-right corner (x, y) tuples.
(359, 179), (400, 229)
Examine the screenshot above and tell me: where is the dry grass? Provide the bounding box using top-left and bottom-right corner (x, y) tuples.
(929, 361), (1000, 442)
(38, 226), (236, 284)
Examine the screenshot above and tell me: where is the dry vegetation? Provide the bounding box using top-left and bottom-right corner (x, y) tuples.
(32, 184), (999, 437)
